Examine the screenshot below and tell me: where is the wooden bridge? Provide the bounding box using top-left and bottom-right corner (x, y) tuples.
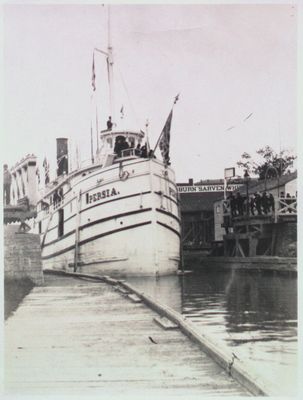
(221, 197), (297, 258)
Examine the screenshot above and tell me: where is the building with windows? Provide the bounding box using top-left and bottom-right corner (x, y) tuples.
(177, 178), (242, 251)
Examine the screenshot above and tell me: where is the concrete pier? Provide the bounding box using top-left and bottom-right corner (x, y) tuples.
(5, 275), (250, 397)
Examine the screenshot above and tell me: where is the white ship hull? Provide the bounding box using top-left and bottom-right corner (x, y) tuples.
(36, 157), (181, 276)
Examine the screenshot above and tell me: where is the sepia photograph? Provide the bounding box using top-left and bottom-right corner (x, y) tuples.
(1, 1), (300, 398)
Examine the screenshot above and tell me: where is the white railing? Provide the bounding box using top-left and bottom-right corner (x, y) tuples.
(53, 199), (64, 210)
(121, 148), (138, 158)
(276, 197), (297, 216)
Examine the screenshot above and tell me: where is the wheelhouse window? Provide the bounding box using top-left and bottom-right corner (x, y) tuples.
(128, 137), (135, 148)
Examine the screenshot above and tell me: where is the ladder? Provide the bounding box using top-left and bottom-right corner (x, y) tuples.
(74, 190), (82, 272)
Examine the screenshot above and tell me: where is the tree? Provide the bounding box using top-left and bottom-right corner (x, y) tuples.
(237, 146), (296, 180)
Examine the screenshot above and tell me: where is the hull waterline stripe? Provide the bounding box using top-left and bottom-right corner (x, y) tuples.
(154, 191), (178, 207)
(80, 191), (152, 214)
(153, 173), (178, 189)
(42, 208), (152, 249)
(42, 229), (76, 248)
(40, 189), (150, 233)
(42, 221), (152, 260)
(162, 193), (179, 206)
(156, 208), (181, 224)
(156, 221), (181, 239)
(79, 221), (152, 246)
(80, 208), (152, 231)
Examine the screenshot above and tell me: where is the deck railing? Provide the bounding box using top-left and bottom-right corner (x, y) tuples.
(121, 148), (140, 158)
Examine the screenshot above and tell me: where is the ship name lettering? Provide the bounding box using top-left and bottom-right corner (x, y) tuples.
(86, 188), (119, 204)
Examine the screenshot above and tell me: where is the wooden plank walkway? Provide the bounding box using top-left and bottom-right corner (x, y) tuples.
(5, 277), (251, 397)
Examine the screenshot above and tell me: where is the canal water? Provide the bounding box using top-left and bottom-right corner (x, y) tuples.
(127, 268), (297, 396)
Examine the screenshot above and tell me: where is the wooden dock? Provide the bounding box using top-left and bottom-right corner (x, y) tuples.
(5, 274), (251, 397)
(184, 253), (297, 273)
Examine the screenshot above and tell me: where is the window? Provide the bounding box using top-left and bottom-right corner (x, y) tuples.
(58, 208), (64, 237)
(128, 137), (135, 148)
(39, 221), (42, 234)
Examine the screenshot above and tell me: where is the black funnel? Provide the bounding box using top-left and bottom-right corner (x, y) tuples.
(56, 138), (68, 176)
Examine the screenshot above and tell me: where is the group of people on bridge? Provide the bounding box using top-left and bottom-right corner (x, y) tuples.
(227, 191), (296, 218)
(228, 191), (274, 217)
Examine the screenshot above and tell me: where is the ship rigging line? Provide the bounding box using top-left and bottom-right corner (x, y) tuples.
(116, 63), (141, 129)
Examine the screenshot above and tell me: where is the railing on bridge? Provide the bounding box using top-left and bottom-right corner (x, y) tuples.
(222, 196), (297, 224)
(276, 197), (297, 216)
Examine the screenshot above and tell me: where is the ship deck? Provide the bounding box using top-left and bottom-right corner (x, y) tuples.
(4, 274), (251, 397)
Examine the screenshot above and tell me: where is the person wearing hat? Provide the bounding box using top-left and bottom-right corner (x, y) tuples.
(3, 164), (12, 205)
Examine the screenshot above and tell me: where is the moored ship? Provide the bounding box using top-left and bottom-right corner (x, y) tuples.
(35, 134), (180, 276)
(33, 18), (181, 276)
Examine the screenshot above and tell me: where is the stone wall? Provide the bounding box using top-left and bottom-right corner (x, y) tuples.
(4, 225), (44, 285)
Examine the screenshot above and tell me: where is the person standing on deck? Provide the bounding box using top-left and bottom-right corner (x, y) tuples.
(141, 143), (147, 158)
(250, 195), (255, 215)
(261, 192), (269, 214)
(235, 192), (244, 216)
(3, 164), (12, 205)
(107, 116), (113, 130)
(267, 192), (275, 214)
(255, 192), (262, 215)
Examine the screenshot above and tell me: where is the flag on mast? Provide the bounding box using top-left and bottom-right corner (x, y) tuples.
(92, 54), (96, 91)
(43, 157), (50, 185)
(159, 109), (173, 166)
(36, 167), (40, 184)
(153, 94), (179, 166)
(120, 105), (124, 119)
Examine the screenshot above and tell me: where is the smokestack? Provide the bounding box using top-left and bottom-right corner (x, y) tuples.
(56, 138), (68, 177)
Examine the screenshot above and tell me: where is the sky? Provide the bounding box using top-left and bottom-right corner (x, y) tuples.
(1, 2), (298, 183)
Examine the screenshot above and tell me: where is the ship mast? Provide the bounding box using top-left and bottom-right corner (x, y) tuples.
(94, 6), (115, 126)
(107, 6), (115, 123)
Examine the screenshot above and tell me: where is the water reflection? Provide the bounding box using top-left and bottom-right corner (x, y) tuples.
(127, 275), (182, 313)
(128, 268), (297, 395)
(181, 269), (297, 339)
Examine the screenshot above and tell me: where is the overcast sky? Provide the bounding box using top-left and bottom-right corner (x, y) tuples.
(1, 2), (298, 182)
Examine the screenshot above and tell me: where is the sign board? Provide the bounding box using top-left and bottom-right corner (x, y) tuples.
(224, 167), (235, 178)
(177, 184), (242, 193)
